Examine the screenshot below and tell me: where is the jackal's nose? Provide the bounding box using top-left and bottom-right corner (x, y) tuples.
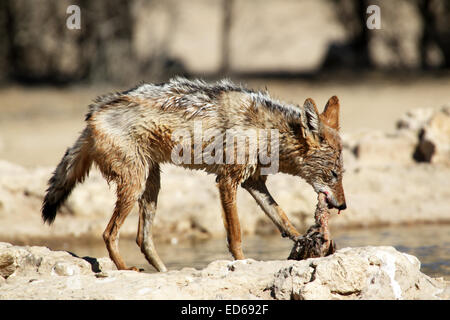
(337, 203), (347, 211)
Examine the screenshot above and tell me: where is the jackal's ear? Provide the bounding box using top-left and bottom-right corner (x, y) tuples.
(320, 96), (340, 131)
(301, 98), (321, 144)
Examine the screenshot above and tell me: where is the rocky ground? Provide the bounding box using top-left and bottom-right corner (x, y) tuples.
(0, 242), (448, 300)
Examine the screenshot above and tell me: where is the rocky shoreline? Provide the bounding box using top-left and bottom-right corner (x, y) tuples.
(0, 242), (448, 300)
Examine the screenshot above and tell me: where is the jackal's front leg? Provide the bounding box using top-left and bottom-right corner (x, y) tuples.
(242, 176), (300, 240)
(217, 178), (245, 260)
(136, 165), (167, 272)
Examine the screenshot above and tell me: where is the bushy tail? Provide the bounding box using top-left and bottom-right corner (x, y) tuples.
(42, 128), (93, 224)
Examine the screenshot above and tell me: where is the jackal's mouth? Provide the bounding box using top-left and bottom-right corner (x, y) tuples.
(325, 197), (335, 210)
(320, 192), (335, 210)
(324, 193), (345, 212)
(320, 191), (346, 215)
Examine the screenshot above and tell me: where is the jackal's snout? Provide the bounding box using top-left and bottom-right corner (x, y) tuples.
(333, 183), (346, 211)
(322, 189), (346, 211)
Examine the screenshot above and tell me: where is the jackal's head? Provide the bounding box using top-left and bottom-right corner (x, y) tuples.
(297, 96), (346, 212)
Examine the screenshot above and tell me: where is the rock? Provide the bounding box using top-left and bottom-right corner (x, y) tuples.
(395, 105), (450, 165)
(348, 106), (450, 167)
(396, 108), (435, 132)
(271, 246), (447, 300)
(0, 242), (93, 279)
(413, 106), (450, 165)
(94, 257), (118, 273)
(53, 262), (82, 277)
(335, 164), (450, 229)
(0, 250), (15, 278)
(0, 243), (447, 299)
(350, 131), (417, 167)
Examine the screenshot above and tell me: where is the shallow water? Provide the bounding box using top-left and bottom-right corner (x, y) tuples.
(44, 224), (449, 280)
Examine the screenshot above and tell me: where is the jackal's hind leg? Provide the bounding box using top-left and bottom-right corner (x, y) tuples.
(242, 176), (300, 240)
(217, 178), (245, 260)
(103, 181), (142, 271)
(136, 165), (167, 272)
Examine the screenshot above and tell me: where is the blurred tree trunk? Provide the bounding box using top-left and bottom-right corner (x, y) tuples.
(0, 0), (12, 82)
(352, 0), (372, 68)
(418, 0), (450, 69)
(322, 0), (372, 70)
(2, 0), (138, 84)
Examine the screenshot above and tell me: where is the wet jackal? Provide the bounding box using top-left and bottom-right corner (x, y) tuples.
(42, 77), (346, 272)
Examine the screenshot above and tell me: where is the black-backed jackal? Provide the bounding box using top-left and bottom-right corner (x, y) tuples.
(42, 77), (346, 272)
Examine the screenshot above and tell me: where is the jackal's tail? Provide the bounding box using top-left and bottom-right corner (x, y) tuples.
(42, 127), (93, 224)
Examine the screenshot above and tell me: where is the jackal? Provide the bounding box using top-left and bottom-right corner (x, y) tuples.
(42, 77), (346, 272)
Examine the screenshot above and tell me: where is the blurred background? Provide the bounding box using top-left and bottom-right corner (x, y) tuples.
(0, 0), (449, 278)
(1, 0), (450, 84)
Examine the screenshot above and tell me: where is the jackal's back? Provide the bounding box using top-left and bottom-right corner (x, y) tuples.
(87, 77), (302, 129)
(85, 77), (302, 168)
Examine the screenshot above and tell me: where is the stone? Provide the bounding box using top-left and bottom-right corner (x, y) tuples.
(53, 262), (81, 277)
(0, 242), (93, 279)
(0, 243), (447, 300)
(413, 106), (450, 165)
(396, 108), (435, 132)
(272, 246), (447, 300)
(351, 131), (417, 166)
(0, 249), (16, 279)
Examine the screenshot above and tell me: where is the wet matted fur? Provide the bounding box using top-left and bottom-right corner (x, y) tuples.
(42, 77), (346, 272)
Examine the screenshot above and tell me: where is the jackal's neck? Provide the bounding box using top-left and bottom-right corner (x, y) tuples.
(277, 130), (309, 177)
